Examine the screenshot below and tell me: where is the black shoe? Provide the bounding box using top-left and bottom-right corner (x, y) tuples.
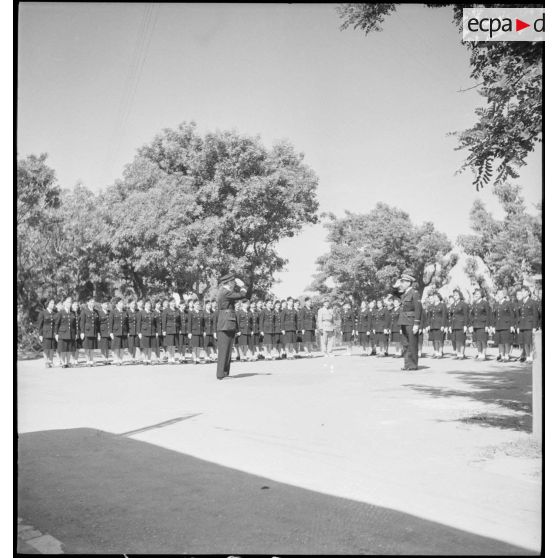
(496, 355), (502, 361)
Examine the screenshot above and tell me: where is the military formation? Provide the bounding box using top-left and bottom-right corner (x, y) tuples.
(35, 273), (542, 373)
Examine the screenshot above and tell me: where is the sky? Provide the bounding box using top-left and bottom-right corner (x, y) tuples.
(18, 3), (542, 298)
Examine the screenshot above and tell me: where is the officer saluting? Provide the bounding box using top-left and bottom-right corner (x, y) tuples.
(215, 272), (247, 380)
(393, 272), (423, 371)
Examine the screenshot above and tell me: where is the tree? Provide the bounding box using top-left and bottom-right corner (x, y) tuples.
(98, 122), (320, 298)
(337, 4), (543, 189)
(310, 203), (452, 301)
(457, 183), (541, 288)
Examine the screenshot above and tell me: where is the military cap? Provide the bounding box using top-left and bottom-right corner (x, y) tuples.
(400, 273), (415, 283)
(219, 272), (235, 284)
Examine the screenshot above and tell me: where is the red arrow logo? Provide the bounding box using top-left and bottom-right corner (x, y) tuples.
(516, 18), (530, 32)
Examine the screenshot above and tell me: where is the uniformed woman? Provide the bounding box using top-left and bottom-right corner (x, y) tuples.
(178, 301), (188, 363)
(80, 297), (99, 366)
(55, 297), (77, 368)
(516, 286), (539, 363)
(98, 300), (111, 364)
(300, 297), (317, 357)
(469, 288), (491, 360)
(109, 298), (128, 365)
(426, 292), (447, 358)
(236, 298), (252, 361)
(188, 299), (205, 364)
(163, 298), (181, 364)
(492, 289), (516, 361)
(367, 300), (377, 356)
(203, 299), (217, 362)
(280, 297), (298, 359)
(249, 299), (261, 361)
(373, 299), (389, 357)
(390, 297), (402, 357)
(273, 300), (283, 359)
(127, 299), (140, 363)
(71, 300), (81, 365)
(446, 295), (456, 355)
(37, 299), (56, 367)
(260, 300), (276, 360)
(339, 301), (355, 356)
(138, 300), (157, 364)
(450, 289), (469, 359)
(154, 300), (164, 364)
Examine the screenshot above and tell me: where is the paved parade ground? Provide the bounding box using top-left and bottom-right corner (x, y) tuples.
(17, 352), (541, 554)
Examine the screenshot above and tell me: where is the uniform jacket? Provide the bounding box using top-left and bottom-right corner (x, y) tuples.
(340, 309), (356, 333)
(216, 286), (245, 332)
(397, 288), (423, 326)
(317, 307), (335, 332)
(260, 309), (276, 334)
(37, 309), (56, 338)
(138, 310), (157, 336)
(251, 310), (260, 334)
(154, 310), (163, 336)
(371, 307), (389, 332)
(428, 303), (448, 329)
(236, 309), (252, 335)
(98, 309), (111, 338)
(163, 308), (181, 334)
(390, 307), (401, 331)
(299, 307), (316, 331)
(492, 300), (516, 330)
(188, 310), (205, 335)
(179, 309), (188, 334)
(110, 309), (129, 336)
(272, 310), (283, 334)
(450, 301), (469, 329)
(127, 309), (140, 336)
(356, 309), (368, 333)
(280, 308), (298, 331)
(203, 310), (215, 335)
(517, 298), (540, 330)
(55, 309), (77, 340)
(80, 307), (99, 337)
(470, 300), (491, 328)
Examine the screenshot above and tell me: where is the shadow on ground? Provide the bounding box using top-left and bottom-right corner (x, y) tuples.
(18, 428), (535, 555)
(404, 365), (533, 432)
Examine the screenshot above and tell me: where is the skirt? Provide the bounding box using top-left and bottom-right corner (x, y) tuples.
(42, 337), (56, 350)
(204, 334), (215, 348)
(357, 332), (368, 345)
(238, 333), (251, 347)
(494, 330), (513, 345)
(303, 330), (316, 343)
(296, 333), (303, 343)
(263, 333), (275, 345)
(190, 334), (204, 348)
(429, 329), (444, 342)
(453, 330), (466, 344)
(282, 331), (297, 344)
(517, 329), (533, 345)
(111, 335), (126, 350)
(374, 332), (387, 344)
(140, 335), (157, 349)
(178, 333), (188, 348)
(83, 336), (98, 350)
(165, 333), (180, 347)
(473, 328), (488, 343)
(342, 331), (353, 342)
(128, 335), (139, 352)
(99, 336), (111, 352)
(58, 338), (74, 352)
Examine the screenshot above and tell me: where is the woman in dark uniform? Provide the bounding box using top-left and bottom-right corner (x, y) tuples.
(367, 300), (377, 356)
(127, 299), (140, 363)
(273, 300), (282, 359)
(300, 297), (317, 357)
(71, 300), (81, 365)
(492, 289), (516, 362)
(203, 299), (216, 362)
(469, 288), (491, 360)
(427, 292), (447, 358)
(37, 299), (56, 368)
(390, 297), (402, 357)
(446, 294), (456, 356)
(178, 301), (188, 363)
(355, 300), (369, 356)
(80, 297), (99, 366)
(55, 297), (77, 368)
(188, 299), (205, 363)
(260, 300), (275, 360)
(98, 300), (111, 364)
(163, 298), (180, 364)
(450, 289), (469, 359)
(280, 297), (298, 359)
(138, 300), (157, 364)
(110, 298), (128, 365)
(236, 298), (252, 361)
(153, 300), (164, 364)
(373, 299), (389, 357)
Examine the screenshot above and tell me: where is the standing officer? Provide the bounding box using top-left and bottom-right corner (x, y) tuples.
(188, 299), (205, 364)
(451, 289), (469, 359)
(249, 299), (261, 361)
(260, 299), (276, 360)
(203, 299), (216, 362)
(37, 299), (56, 368)
(300, 297), (317, 357)
(469, 288), (491, 360)
(236, 298), (252, 361)
(80, 297), (99, 366)
(127, 299), (140, 363)
(516, 286), (539, 363)
(491, 289), (516, 362)
(138, 300), (158, 364)
(98, 300), (111, 365)
(110, 298), (128, 366)
(426, 292), (447, 358)
(355, 300), (369, 356)
(215, 273), (247, 379)
(163, 298), (181, 364)
(55, 297), (78, 368)
(280, 297), (299, 359)
(393, 272), (422, 371)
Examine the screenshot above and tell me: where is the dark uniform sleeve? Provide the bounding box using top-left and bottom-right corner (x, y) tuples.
(413, 291), (422, 325)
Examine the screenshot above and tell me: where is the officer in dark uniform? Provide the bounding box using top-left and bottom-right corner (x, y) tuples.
(37, 299), (56, 368)
(55, 297), (78, 368)
(280, 297), (298, 359)
(109, 298), (128, 365)
(339, 301), (355, 356)
(426, 292), (447, 358)
(260, 299), (276, 360)
(80, 297), (99, 366)
(163, 298), (181, 364)
(188, 299), (205, 364)
(138, 300), (158, 364)
(516, 286), (540, 363)
(154, 300), (164, 363)
(236, 299), (252, 361)
(216, 273), (247, 379)
(178, 301), (188, 363)
(450, 289), (469, 359)
(127, 299), (140, 363)
(469, 288), (492, 360)
(97, 300), (111, 364)
(300, 297), (317, 357)
(393, 273), (422, 371)
(372, 299), (389, 357)
(272, 300), (283, 358)
(491, 289), (516, 362)
(71, 300), (81, 365)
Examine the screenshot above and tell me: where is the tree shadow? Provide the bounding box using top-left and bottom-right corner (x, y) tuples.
(404, 366), (533, 433)
(18, 428), (535, 555)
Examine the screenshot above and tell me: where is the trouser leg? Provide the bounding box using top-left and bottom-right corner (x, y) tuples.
(217, 331), (235, 378)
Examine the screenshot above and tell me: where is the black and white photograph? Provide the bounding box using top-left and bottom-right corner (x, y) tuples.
(16, 3), (545, 555)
